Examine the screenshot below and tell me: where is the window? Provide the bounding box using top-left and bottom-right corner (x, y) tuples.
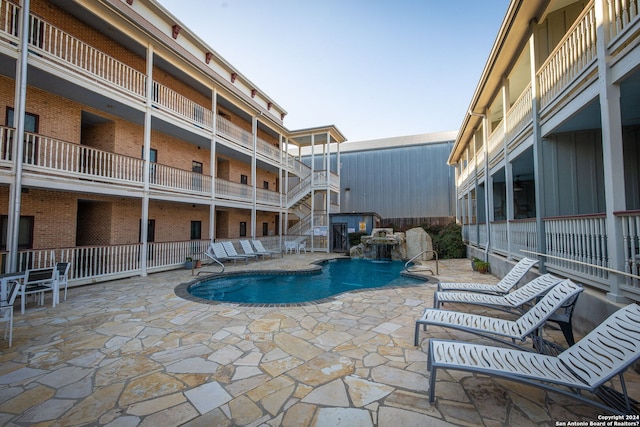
(192, 161), (203, 191)
(262, 222), (268, 236)
(190, 221), (202, 240)
(1, 215), (34, 250)
(263, 181), (269, 190)
(240, 174), (248, 185)
(240, 222), (247, 237)
(6, 108), (39, 163)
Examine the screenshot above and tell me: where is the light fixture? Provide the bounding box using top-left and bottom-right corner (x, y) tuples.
(514, 177), (523, 192)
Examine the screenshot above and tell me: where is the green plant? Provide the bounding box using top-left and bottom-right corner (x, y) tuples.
(422, 222), (466, 259)
(185, 256), (193, 262)
(348, 232), (368, 247)
(473, 259), (490, 273)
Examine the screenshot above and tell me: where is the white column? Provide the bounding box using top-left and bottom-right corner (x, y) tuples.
(251, 115), (258, 239)
(502, 78), (514, 258)
(140, 43), (153, 277)
(6, 0), (29, 272)
(310, 134), (315, 251)
(325, 131), (331, 253)
(595, 0), (627, 302)
(209, 88), (217, 242)
(529, 27), (547, 272)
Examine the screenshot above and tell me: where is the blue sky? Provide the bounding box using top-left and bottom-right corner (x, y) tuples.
(158, 0), (510, 142)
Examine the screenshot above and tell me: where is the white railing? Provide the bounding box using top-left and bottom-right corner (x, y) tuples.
(536, 1), (597, 109)
(28, 13), (146, 99)
(543, 214), (608, 280)
(491, 221), (509, 255)
(467, 224), (478, 245)
(150, 163), (212, 194)
(256, 187), (280, 206)
(215, 178), (252, 201)
(0, 0), (18, 42)
(216, 115), (252, 151)
(510, 219), (537, 258)
(478, 223), (487, 249)
(286, 174), (312, 208)
(608, 0), (640, 42)
(286, 153), (311, 178)
(147, 239), (210, 268)
(256, 137), (280, 163)
(152, 82), (213, 129)
(506, 83), (532, 140)
(616, 210), (640, 289)
(487, 128), (503, 161)
(19, 129), (144, 183)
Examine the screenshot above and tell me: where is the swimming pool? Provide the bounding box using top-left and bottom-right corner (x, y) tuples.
(182, 258), (429, 305)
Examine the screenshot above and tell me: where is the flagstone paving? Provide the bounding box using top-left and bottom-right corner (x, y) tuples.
(0, 254), (638, 426)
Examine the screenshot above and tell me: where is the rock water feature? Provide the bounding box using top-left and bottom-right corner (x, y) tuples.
(349, 227), (433, 262)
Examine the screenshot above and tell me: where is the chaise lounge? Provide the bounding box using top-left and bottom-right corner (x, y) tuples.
(427, 304), (640, 414)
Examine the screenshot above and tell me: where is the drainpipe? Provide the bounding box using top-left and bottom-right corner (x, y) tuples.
(7, 0), (30, 272)
(468, 110), (491, 262)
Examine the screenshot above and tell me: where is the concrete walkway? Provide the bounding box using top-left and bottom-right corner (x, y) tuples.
(0, 255), (637, 426)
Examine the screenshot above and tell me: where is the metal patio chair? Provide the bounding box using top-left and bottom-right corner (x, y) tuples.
(221, 241), (257, 262)
(251, 239), (280, 258)
(0, 281), (20, 346)
(415, 279), (583, 351)
(427, 303), (640, 415)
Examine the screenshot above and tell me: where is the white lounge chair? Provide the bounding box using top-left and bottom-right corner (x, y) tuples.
(415, 279), (583, 351)
(427, 304), (640, 414)
(251, 239), (280, 258)
(221, 241), (257, 262)
(438, 257), (538, 295)
(434, 273), (562, 312)
(210, 242), (248, 265)
(0, 281), (20, 346)
(239, 240), (265, 260)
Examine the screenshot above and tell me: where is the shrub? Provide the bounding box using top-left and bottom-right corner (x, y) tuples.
(348, 232), (368, 247)
(422, 222), (466, 259)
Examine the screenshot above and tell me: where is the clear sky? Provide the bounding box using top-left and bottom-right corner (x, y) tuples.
(157, 0), (510, 142)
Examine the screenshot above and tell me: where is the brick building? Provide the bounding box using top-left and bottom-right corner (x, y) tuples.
(0, 0), (345, 284)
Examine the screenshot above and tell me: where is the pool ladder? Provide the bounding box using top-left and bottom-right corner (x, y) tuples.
(405, 250), (438, 275)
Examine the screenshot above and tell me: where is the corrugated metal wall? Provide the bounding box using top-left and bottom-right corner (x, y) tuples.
(306, 140), (455, 219)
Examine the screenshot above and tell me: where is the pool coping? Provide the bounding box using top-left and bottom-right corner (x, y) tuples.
(174, 257), (438, 307)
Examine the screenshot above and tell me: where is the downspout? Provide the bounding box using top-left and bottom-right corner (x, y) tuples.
(468, 110), (491, 261)
(7, 0), (30, 272)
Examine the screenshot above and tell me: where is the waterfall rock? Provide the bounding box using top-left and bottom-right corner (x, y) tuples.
(405, 227), (433, 261)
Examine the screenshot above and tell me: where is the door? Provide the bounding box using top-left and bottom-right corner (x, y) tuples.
(331, 223), (347, 253)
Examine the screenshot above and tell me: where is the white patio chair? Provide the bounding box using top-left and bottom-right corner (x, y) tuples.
(437, 257), (538, 295)
(239, 240), (264, 260)
(1, 281), (20, 346)
(56, 262), (71, 301)
(284, 236), (306, 254)
(415, 279), (583, 351)
(427, 304), (640, 414)
(221, 241), (257, 262)
(211, 242), (248, 265)
(251, 239), (280, 258)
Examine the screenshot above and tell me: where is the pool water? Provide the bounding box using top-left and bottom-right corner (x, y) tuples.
(187, 258), (427, 304)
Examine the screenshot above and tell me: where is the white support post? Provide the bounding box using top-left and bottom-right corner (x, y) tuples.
(251, 115), (258, 239)
(140, 43), (153, 277)
(209, 88), (217, 242)
(595, 0), (627, 302)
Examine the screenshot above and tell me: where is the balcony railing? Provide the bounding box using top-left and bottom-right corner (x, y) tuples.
(511, 218), (537, 258)
(215, 178), (252, 202)
(536, 1), (597, 109)
(28, 12), (146, 99)
(506, 82), (532, 141)
(616, 210), (640, 288)
(487, 127), (503, 161)
(608, 0), (640, 42)
(544, 214), (608, 280)
(150, 163), (212, 195)
(255, 187), (280, 206)
(0, 0), (18, 42)
(16, 128), (144, 184)
(152, 82), (213, 129)
(216, 115), (252, 151)
(256, 137), (280, 163)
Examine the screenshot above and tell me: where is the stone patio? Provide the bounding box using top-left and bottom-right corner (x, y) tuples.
(0, 255), (637, 426)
